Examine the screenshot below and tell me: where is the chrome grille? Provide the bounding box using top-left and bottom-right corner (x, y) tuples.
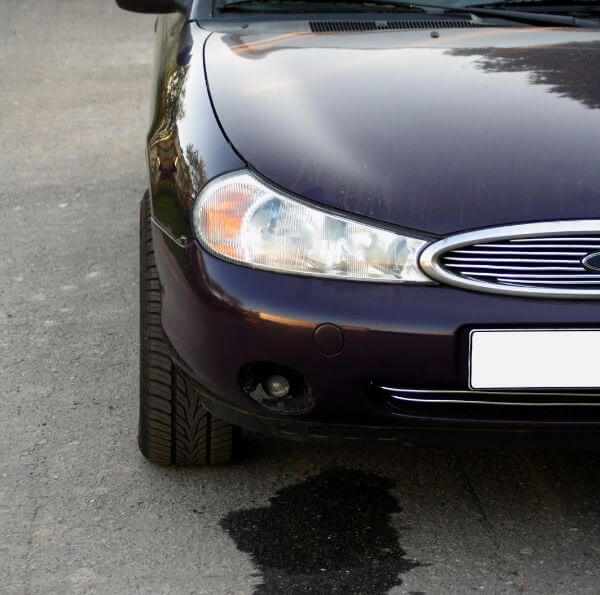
(443, 237), (600, 288)
(419, 221), (600, 299)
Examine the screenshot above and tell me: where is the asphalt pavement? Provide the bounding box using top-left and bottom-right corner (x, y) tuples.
(2, 1), (600, 593)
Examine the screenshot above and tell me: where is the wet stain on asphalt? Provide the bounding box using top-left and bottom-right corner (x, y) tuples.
(220, 468), (421, 593)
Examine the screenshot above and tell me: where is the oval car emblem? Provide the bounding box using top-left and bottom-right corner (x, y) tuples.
(582, 252), (600, 272)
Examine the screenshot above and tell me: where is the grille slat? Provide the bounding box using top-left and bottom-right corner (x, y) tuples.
(473, 243), (600, 249)
(500, 279), (600, 285)
(438, 230), (600, 292)
(511, 237), (600, 242)
(444, 264), (583, 271)
(453, 250), (589, 256)
(445, 257), (582, 264)
(460, 273), (600, 279)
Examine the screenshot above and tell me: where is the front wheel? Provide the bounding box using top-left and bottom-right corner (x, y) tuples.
(138, 192), (237, 466)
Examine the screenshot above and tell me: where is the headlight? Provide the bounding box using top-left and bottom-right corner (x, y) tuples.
(192, 171), (431, 283)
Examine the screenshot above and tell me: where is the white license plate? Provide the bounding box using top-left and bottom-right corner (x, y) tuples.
(469, 330), (600, 390)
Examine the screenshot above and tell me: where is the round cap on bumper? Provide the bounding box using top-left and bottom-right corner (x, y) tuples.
(314, 323), (344, 357)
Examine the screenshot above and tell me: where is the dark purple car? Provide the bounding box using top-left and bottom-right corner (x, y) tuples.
(118, 0), (600, 465)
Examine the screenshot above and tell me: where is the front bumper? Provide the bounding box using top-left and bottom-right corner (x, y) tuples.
(152, 221), (600, 447)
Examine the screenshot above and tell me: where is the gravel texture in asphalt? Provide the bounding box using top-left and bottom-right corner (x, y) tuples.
(2, 1), (600, 593)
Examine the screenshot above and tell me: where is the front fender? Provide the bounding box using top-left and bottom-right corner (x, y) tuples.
(147, 18), (244, 243)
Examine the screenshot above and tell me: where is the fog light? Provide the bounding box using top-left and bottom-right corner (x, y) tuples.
(240, 363), (314, 414)
(264, 375), (291, 399)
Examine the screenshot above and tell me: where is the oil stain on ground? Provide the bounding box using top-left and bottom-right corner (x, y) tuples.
(220, 468), (420, 593)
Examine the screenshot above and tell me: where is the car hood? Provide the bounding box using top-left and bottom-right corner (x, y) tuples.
(204, 27), (600, 235)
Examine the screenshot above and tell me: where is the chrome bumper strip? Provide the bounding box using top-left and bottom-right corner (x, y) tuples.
(379, 386), (600, 407)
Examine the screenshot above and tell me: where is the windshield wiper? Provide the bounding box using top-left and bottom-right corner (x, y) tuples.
(466, 0), (600, 9)
(221, 0), (600, 24)
(458, 3), (599, 24)
(220, 0), (430, 12)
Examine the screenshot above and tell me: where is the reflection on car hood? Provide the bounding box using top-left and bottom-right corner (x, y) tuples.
(204, 28), (600, 235)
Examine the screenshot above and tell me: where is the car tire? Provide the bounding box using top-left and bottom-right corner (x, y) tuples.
(138, 192), (237, 466)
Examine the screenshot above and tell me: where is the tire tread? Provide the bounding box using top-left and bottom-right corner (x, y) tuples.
(138, 192), (235, 466)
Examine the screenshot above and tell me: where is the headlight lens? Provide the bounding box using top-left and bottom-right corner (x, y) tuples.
(192, 171), (430, 283)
